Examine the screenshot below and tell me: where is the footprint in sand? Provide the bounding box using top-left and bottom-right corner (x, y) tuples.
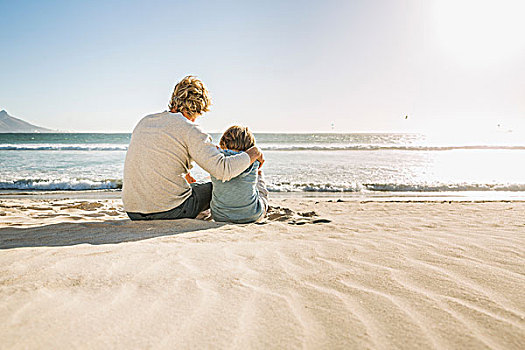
(265, 206), (331, 225)
(288, 217), (332, 225)
(100, 210), (121, 216)
(311, 218), (331, 224)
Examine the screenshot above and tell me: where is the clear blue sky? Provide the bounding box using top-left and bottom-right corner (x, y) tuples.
(1, 0), (524, 133)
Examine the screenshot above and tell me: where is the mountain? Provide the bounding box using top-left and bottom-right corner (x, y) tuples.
(0, 110), (54, 133)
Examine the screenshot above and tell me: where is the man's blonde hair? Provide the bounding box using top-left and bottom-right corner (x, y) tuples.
(169, 76), (212, 118)
(220, 126), (255, 152)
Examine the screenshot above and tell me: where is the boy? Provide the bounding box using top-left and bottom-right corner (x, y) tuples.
(210, 126), (269, 223)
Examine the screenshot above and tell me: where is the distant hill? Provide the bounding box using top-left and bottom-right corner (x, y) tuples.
(0, 110), (54, 133)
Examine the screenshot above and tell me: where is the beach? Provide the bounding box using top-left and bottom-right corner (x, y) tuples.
(4, 0), (525, 347)
(1, 195), (524, 349)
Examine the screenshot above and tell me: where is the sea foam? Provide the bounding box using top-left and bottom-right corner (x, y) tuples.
(0, 144), (128, 151)
(0, 179), (122, 190)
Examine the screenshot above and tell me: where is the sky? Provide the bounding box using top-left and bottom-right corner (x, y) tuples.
(1, 0), (524, 134)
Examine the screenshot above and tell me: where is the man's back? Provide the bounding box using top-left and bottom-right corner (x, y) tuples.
(123, 111), (194, 214)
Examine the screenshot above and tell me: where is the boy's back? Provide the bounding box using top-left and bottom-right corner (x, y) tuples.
(210, 149), (265, 223)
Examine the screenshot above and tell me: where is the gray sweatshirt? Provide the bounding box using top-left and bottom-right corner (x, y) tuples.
(122, 112), (250, 214)
(210, 149), (265, 223)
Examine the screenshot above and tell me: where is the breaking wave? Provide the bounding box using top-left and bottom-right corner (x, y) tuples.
(261, 145), (525, 151)
(2, 144), (525, 152)
(268, 182), (525, 193)
(0, 179), (122, 190)
(1, 179), (524, 192)
(0, 144), (128, 151)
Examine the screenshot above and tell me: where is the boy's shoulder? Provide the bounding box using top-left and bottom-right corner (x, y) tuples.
(219, 149), (241, 156)
(218, 149), (259, 177)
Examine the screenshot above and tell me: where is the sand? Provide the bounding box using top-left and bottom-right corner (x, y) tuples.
(0, 197), (524, 349)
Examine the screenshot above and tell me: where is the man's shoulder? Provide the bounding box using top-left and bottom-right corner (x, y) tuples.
(135, 111), (200, 132)
(164, 112), (205, 132)
(137, 111), (189, 123)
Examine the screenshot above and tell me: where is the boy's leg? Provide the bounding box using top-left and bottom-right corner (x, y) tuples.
(256, 170), (269, 212)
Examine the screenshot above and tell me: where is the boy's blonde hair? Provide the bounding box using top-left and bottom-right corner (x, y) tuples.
(220, 126), (255, 151)
(169, 76), (212, 118)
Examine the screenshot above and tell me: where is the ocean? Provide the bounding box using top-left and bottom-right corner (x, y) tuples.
(1, 132), (524, 199)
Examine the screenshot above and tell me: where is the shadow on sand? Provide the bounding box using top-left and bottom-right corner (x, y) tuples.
(0, 219), (226, 250)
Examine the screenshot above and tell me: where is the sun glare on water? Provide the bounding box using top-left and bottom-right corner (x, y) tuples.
(433, 0), (525, 67)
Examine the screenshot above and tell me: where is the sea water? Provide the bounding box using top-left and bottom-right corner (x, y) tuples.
(1, 132), (524, 199)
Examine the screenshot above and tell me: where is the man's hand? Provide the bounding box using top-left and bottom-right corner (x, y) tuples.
(185, 173), (196, 184)
(246, 146), (265, 168)
(256, 151), (265, 168)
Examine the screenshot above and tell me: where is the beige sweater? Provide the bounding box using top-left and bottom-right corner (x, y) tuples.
(122, 112), (251, 213)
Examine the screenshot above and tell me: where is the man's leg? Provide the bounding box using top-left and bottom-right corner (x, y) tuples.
(127, 182), (212, 220)
(159, 181), (212, 219)
(188, 181), (213, 215)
